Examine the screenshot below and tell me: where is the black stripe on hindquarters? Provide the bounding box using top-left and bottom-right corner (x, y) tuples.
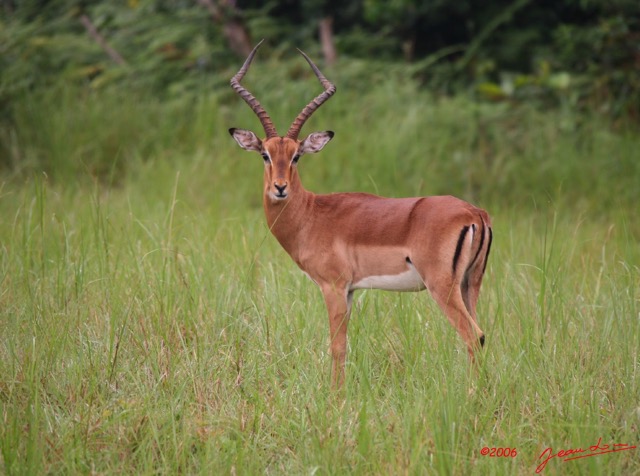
(452, 225), (470, 274)
(469, 218), (486, 269)
(482, 227), (493, 274)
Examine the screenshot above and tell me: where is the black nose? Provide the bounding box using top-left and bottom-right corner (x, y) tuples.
(275, 184), (287, 195)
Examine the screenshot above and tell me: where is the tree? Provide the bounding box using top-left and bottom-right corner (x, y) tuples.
(197, 0), (253, 57)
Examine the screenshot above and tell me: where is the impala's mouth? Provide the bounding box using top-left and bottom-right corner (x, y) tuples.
(273, 183), (288, 199)
(271, 190), (288, 200)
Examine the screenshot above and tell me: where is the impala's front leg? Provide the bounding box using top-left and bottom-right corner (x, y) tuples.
(321, 284), (353, 388)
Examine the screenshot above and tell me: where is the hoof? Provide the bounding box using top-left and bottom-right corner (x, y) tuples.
(479, 334), (485, 347)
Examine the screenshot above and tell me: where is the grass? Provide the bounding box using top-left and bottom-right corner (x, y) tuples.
(1, 66), (639, 474)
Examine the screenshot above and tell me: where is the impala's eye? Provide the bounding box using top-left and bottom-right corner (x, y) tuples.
(261, 153), (270, 162)
(292, 154), (300, 164)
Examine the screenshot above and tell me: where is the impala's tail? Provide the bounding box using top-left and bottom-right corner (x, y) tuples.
(457, 212), (492, 337)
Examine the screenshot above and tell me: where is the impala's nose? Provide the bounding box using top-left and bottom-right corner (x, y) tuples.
(274, 182), (288, 197)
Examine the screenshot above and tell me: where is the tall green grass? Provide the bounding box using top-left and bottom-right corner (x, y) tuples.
(1, 65), (639, 474)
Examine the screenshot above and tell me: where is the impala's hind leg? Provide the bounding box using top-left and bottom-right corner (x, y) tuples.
(414, 223), (485, 359)
(429, 278), (485, 359)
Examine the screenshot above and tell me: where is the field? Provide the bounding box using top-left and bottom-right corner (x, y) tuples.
(1, 64), (639, 474)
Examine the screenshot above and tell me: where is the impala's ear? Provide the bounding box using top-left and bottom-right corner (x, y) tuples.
(229, 128), (262, 152)
(299, 131), (334, 155)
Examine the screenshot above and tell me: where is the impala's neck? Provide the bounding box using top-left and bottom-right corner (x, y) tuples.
(263, 171), (314, 257)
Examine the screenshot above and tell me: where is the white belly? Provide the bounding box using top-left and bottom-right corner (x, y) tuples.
(351, 266), (425, 292)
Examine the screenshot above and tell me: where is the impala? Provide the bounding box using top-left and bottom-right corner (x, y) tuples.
(229, 40), (493, 387)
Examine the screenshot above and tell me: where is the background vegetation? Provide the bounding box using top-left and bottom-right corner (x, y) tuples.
(1, 1), (639, 474)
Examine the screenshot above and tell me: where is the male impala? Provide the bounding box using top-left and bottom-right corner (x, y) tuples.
(229, 40), (492, 387)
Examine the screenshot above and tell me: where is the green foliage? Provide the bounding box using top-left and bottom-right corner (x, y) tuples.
(471, 12), (639, 120)
(552, 14), (640, 118)
(0, 82), (229, 181)
(0, 0), (228, 96)
(1, 0), (638, 114)
(1, 0), (639, 177)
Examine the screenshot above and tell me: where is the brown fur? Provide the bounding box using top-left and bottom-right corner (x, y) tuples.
(231, 131), (492, 388)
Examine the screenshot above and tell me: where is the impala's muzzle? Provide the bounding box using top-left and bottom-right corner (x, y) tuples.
(273, 182), (288, 199)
